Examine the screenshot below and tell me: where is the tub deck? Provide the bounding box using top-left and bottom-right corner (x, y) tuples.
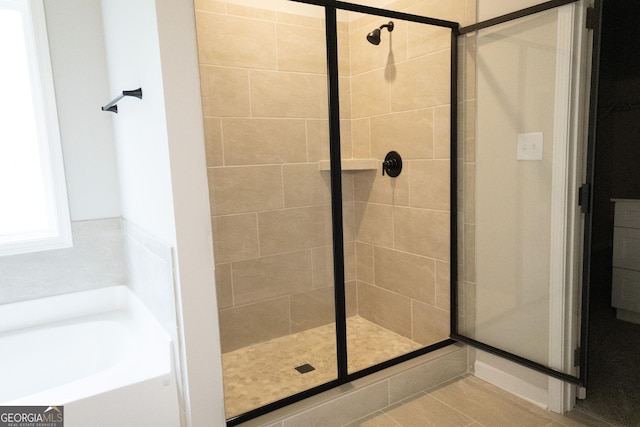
(0, 286), (172, 406)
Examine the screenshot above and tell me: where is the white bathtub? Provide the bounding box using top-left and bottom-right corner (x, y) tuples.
(0, 286), (180, 427)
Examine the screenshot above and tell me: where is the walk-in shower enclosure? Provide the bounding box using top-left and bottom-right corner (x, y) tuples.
(195, 0), (465, 422)
(195, 0), (590, 423)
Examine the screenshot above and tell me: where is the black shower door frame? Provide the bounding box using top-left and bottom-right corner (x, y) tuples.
(450, 0), (592, 389)
(228, 0), (596, 425)
(227, 2), (459, 425)
(321, 0), (461, 381)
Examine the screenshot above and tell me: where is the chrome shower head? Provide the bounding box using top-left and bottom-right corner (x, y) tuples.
(366, 21), (394, 45)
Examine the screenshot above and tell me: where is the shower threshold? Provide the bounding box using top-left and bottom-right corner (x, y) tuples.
(222, 315), (422, 418)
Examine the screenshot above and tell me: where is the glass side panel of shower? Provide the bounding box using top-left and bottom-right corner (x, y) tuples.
(341, 11), (453, 374)
(194, 1), (337, 418)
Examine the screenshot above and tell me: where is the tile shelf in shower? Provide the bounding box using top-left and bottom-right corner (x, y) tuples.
(317, 159), (378, 171)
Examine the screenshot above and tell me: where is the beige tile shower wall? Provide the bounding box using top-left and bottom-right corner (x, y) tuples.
(197, 0), (477, 352)
(196, 1), (356, 353)
(347, 0), (475, 345)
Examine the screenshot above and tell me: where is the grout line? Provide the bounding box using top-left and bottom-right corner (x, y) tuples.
(229, 259), (235, 308)
(254, 212), (261, 259)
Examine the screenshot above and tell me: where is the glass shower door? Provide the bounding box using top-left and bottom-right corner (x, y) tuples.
(341, 10), (455, 374)
(454, 1), (590, 382)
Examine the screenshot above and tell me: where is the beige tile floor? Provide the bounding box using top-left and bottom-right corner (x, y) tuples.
(222, 316), (423, 418)
(347, 376), (617, 427)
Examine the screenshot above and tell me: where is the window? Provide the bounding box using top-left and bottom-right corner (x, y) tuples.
(0, 0), (71, 256)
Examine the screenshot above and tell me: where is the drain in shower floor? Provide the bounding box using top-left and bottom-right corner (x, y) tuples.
(294, 363), (315, 374)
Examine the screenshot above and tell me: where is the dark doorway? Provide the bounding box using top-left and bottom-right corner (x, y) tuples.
(579, 1), (640, 425)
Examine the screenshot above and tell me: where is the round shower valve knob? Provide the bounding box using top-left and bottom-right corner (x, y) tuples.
(382, 151), (402, 177)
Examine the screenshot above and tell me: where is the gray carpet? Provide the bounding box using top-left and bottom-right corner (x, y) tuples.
(576, 306), (640, 426)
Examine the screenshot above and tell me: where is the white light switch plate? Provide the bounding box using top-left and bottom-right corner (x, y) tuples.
(517, 132), (543, 161)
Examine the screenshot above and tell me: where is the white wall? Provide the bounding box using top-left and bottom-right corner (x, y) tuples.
(1, 0), (123, 305)
(100, 0), (175, 243)
(98, 0), (180, 344)
(100, 0), (225, 425)
(154, 0), (225, 423)
(44, 0), (121, 221)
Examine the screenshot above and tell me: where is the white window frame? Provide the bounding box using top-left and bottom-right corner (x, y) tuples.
(0, 0), (72, 256)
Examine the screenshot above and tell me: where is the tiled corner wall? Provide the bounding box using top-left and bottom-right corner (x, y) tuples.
(195, 0), (356, 353)
(122, 219), (178, 343)
(121, 219), (186, 424)
(195, 0), (477, 352)
(0, 219), (126, 305)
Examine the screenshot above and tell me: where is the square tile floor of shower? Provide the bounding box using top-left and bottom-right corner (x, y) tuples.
(222, 316), (423, 418)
